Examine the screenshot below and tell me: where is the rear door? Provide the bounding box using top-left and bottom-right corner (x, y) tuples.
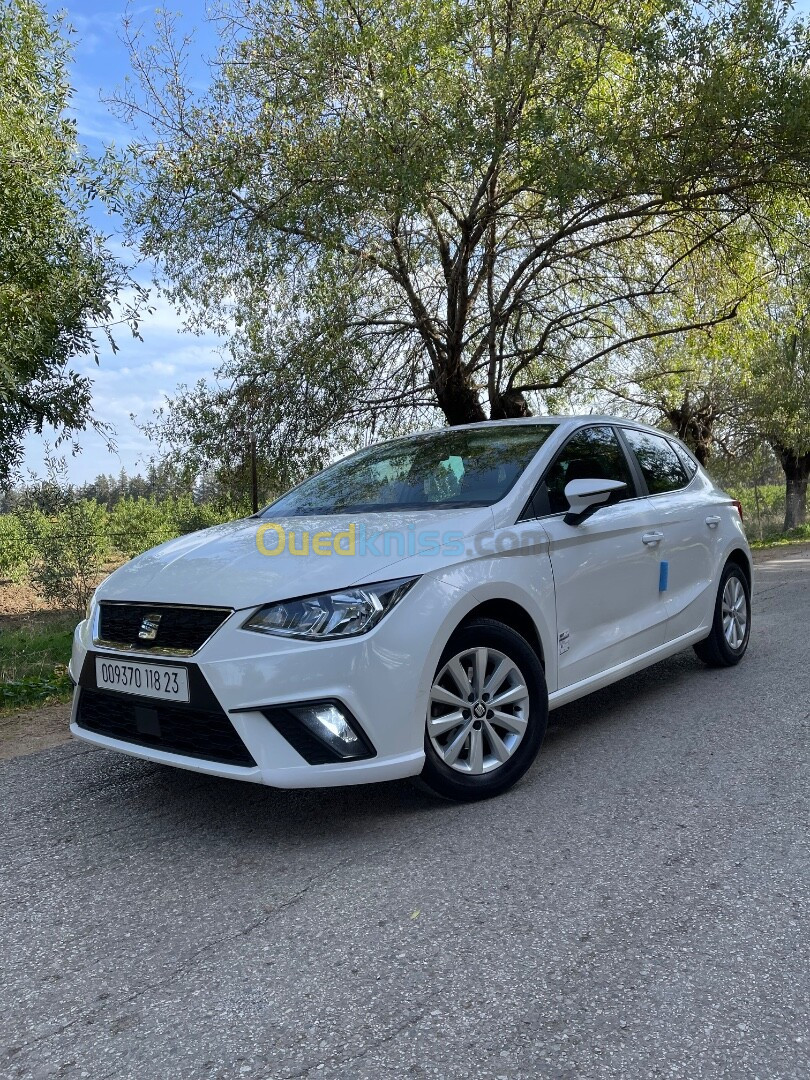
(617, 428), (715, 642)
(525, 425), (669, 689)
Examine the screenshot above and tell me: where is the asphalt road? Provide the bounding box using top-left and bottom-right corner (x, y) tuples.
(2, 548), (808, 1080)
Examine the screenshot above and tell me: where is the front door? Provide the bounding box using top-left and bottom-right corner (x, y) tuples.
(530, 425), (669, 688)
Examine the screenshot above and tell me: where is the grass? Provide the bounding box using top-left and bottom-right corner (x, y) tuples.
(749, 524), (810, 549)
(0, 613), (76, 713)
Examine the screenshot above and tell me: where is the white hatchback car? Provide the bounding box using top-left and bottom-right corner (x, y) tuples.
(70, 417), (751, 801)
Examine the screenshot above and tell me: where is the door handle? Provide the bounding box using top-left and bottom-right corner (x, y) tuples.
(642, 531), (664, 545)
(705, 515), (721, 528)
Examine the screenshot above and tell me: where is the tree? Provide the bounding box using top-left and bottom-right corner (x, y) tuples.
(0, 0), (143, 484)
(117, 0), (810, 453)
(589, 219), (810, 533)
(578, 236), (759, 464)
(742, 236), (810, 530)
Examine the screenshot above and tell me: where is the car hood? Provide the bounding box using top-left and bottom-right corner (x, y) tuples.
(96, 508), (495, 609)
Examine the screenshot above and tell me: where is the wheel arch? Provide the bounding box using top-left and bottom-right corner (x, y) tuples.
(454, 599), (546, 669)
(725, 547), (753, 590)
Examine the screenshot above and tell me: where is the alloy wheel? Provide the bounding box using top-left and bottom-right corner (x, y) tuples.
(427, 646), (530, 774)
(722, 575), (748, 650)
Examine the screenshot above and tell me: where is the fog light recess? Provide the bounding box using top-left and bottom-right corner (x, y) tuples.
(261, 700), (375, 764)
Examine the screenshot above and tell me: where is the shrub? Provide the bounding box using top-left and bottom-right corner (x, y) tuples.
(169, 493), (233, 535)
(728, 484), (784, 521)
(0, 514), (31, 582)
(108, 495), (239, 559)
(108, 497), (178, 559)
(19, 499), (111, 615)
(727, 484), (785, 539)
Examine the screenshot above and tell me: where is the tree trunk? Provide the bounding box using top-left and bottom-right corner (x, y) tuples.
(490, 388), (532, 419)
(429, 363), (487, 426)
(775, 445), (810, 531)
(664, 408), (713, 466)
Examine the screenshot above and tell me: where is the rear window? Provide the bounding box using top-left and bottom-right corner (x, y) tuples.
(622, 429), (688, 495)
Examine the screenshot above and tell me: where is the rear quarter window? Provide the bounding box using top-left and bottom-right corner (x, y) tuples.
(668, 439), (699, 479)
(622, 429), (689, 495)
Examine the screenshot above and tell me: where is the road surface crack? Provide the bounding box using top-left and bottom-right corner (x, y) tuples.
(3, 858), (353, 1064)
(277, 1011), (426, 1079)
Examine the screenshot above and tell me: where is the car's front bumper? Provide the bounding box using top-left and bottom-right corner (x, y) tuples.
(69, 577), (464, 788)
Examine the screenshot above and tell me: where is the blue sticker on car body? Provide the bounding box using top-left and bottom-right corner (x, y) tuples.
(659, 561), (669, 592)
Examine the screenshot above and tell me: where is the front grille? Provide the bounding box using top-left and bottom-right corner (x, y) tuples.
(97, 603), (230, 654)
(76, 687), (256, 767)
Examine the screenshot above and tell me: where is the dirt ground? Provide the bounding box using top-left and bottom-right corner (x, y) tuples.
(0, 581), (64, 623)
(0, 702), (72, 762)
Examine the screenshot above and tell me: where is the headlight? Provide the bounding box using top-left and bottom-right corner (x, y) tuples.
(242, 577), (418, 640)
(85, 591), (97, 622)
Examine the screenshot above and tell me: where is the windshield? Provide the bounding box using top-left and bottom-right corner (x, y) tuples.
(265, 424), (558, 516)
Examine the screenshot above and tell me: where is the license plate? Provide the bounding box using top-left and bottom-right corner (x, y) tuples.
(95, 658), (190, 703)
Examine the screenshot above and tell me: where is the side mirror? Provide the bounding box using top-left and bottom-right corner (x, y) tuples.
(563, 479), (627, 526)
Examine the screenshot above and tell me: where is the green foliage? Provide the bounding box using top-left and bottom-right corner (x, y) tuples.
(1, 459), (247, 608)
(750, 524), (810, 548)
(732, 221), (810, 528)
(107, 495), (237, 559)
(0, 617), (74, 710)
(17, 498), (111, 615)
(726, 484), (786, 541)
(742, 238), (810, 459)
(0, 0), (143, 483)
(107, 497), (176, 560)
(726, 485), (785, 523)
(1, 489), (243, 613)
(117, 0), (810, 470)
(585, 236), (760, 463)
(0, 512), (30, 581)
(170, 494), (234, 535)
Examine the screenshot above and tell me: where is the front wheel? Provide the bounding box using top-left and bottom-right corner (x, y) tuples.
(420, 618), (548, 801)
(693, 561), (751, 668)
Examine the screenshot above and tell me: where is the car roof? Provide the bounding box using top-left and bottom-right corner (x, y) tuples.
(402, 415), (678, 439)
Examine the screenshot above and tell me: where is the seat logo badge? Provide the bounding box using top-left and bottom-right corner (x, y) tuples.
(558, 630), (570, 655)
(138, 613), (162, 641)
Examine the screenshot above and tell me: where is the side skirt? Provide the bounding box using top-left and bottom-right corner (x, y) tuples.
(547, 626), (711, 711)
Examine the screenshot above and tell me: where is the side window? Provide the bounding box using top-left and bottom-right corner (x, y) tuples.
(538, 426), (636, 516)
(623, 429), (688, 495)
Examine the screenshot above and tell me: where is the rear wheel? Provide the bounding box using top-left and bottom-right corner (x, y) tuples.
(420, 618), (547, 801)
(693, 561), (751, 668)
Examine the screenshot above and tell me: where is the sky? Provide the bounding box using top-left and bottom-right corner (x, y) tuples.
(23, 0), (810, 485)
(24, 1), (223, 485)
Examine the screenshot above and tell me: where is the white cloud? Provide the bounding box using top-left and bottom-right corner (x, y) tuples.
(68, 76), (135, 146)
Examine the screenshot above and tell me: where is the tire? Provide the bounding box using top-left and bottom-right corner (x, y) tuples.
(693, 561), (751, 668)
(420, 617), (548, 801)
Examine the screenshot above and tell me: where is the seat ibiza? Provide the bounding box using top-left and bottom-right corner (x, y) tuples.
(70, 417), (751, 801)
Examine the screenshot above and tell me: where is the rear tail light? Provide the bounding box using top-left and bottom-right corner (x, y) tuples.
(732, 500), (743, 521)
